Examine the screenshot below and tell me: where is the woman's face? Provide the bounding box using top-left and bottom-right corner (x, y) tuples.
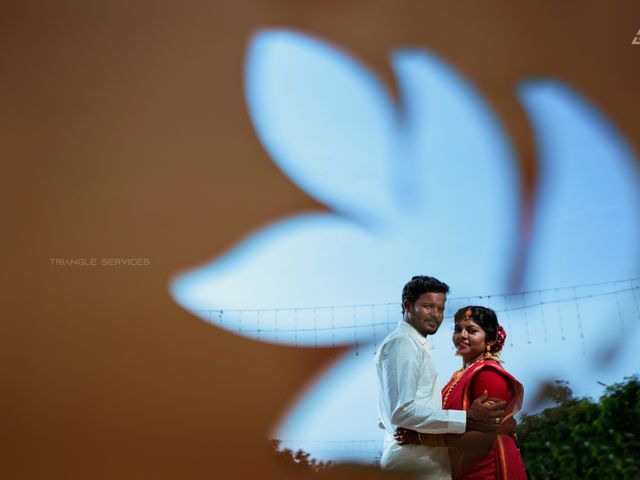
(453, 318), (488, 363)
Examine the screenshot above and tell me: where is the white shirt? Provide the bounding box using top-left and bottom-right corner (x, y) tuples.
(375, 321), (467, 479)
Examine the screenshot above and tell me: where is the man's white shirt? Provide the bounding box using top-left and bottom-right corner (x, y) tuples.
(375, 320), (466, 479)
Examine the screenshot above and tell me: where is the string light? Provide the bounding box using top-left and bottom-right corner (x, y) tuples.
(632, 278), (640, 324)
(330, 306), (336, 358)
(554, 288), (566, 341)
(572, 287), (586, 356)
(188, 279), (640, 353)
(313, 308), (318, 348)
(523, 292), (532, 345)
(353, 306), (359, 356)
(200, 277), (640, 312)
(503, 295), (514, 348)
(614, 283), (625, 335)
(538, 290), (548, 342)
(257, 309), (261, 341)
(371, 304), (377, 353)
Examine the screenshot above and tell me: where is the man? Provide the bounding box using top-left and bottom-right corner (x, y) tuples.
(375, 275), (505, 478)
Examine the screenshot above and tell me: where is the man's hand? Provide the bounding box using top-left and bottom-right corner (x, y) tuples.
(465, 390), (506, 432)
(394, 427), (421, 445)
(395, 428), (461, 447)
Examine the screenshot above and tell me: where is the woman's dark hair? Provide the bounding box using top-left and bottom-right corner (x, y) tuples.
(401, 275), (450, 312)
(453, 306), (498, 343)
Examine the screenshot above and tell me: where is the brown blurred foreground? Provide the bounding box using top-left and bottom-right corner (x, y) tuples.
(1, 1), (639, 478)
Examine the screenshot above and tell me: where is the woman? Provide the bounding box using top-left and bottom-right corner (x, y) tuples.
(395, 306), (527, 479)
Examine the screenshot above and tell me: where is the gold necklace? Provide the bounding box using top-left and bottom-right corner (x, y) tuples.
(463, 353), (487, 370)
(442, 354), (489, 407)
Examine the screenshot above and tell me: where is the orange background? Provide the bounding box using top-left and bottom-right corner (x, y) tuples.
(1, 1), (639, 478)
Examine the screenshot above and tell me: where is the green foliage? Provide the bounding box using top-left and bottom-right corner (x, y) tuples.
(517, 376), (640, 479)
(271, 439), (333, 472)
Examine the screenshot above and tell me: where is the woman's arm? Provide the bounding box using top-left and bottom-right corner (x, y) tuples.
(471, 369), (512, 404)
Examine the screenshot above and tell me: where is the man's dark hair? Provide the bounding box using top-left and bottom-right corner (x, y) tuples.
(401, 275), (450, 313)
(453, 306), (499, 343)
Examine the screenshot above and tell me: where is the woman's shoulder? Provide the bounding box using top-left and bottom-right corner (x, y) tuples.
(474, 362), (510, 381)
(473, 361), (524, 396)
(474, 361), (519, 381)
(470, 362), (516, 395)
(471, 358), (508, 372)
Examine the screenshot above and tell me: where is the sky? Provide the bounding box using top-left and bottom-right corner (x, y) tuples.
(170, 29), (640, 463)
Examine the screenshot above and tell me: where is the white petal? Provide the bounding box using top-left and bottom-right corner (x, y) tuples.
(246, 29), (399, 225)
(519, 80), (640, 289)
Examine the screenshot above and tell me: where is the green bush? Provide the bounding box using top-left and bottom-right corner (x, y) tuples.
(517, 376), (639, 479)
(271, 439), (333, 472)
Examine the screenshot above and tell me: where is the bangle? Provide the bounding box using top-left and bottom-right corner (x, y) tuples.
(418, 433), (447, 447)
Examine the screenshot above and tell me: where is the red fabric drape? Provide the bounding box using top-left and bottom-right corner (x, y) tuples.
(442, 360), (528, 480)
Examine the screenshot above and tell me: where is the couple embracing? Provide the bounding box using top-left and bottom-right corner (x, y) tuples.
(375, 276), (527, 479)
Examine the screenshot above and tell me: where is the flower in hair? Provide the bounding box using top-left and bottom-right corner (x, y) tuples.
(493, 324), (507, 353)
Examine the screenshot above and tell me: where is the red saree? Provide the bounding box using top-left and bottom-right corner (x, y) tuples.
(442, 360), (527, 480)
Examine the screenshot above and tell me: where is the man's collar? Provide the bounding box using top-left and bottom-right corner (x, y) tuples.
(398, 320), (430, 346)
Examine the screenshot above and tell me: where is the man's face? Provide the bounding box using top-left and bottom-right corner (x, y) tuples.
(404, 291), (446, 337)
